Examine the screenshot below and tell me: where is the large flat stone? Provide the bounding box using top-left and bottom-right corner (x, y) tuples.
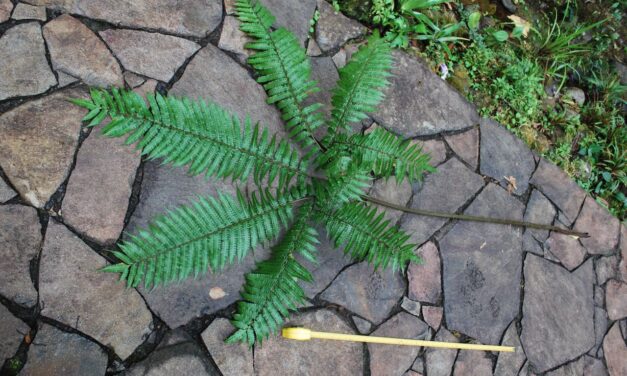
(126, 329), (217, 375)
(126, 161), (261, 328)
(319, 261), (405, 324)
(523, 189), (556, 255)
(574, 196), (620, 255)
(425, 328), (458, 376)
(254, 309), (363, 375)
(218, 16), (252, 63)
(495, 321), (526, 376)
(201, 318), (253, 376)
(368, 178), (413, 225)
(20, 323), (108, 376)
(11, 3), (47, 20)
(171, 43), (284, 137)
(26, 0), (222, 38)
(369, 312), (429, 376)
(373, 51), (479, 137)
(43, 15), (123, 87)
(606, 279), (627, 320)
(521, 255), (595, 373)
(0, 303), (29, 363)
(315, 0), (366, 51)
(480, 118), (536, 193)
(62, 130), (141, 245)
(261, 0), (317, 45)
(0, 22), (56, 101)
(407, 241), (441, 304)
(453, 350), (493, 376)
(440, 183), (525, 345)
(544, 232), (587, 271)
(444, 127), (478, 169)
(530, 158), (587, 224)
(603, 323), (627, 376)
(0, 88), (85, 208)
(100, 29), (200, 82)
(39, 221), (153, 359)
(0, 205), (40, 307)
(400, 158), (484, 246)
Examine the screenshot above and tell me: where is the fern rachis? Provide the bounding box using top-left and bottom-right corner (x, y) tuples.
(72, 0), (587, 346)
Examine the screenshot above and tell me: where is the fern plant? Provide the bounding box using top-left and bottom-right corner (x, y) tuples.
(72, 0), (585, 346)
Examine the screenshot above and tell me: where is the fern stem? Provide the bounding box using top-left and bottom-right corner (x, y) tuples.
(362, 194), (589, 238)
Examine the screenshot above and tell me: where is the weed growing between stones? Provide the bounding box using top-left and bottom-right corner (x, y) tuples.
(71, 0), (585, 346)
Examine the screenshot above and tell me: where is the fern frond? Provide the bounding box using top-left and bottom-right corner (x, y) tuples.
(101, 188), (309, 288)
(329, 127), (435, 182)
(315, 202), (419, 270)
(72, 88), (309, 190)
(227, 208), (319, 345)
(313, 160), (372, 207)
(236, 0), (325, 152)
(327, 33), (393, 137)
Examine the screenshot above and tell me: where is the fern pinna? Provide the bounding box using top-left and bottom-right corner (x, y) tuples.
(72, 0), (433, 346)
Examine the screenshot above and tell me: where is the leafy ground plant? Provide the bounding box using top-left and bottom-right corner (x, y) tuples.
(72, 0), (584, 346)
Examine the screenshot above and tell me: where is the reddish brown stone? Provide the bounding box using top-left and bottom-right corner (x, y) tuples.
(574, 196), (620, 255)
(0, 0), (12, 22)
(422, 306), (443, 330)
(606, 279), (627, 320)
(445, 127), (478, 169)
(453, 350), (493, 376)
(603, 323), (627, 376)
(408, 242), (442, 304)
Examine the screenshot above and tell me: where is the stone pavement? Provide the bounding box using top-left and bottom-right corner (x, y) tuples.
(0, 1), (625, 375)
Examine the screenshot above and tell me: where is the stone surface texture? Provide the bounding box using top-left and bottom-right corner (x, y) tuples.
(43, 15), (124, 87)
(0, 205), (41, 307)
(440, 183), (524, 345)
(100, 29), (200, 82)
(11, 3), (47, 20)
(0, 22), (56, 101)
(603, 323), (627, 376)
(201, 318), (253, 376)
(0, 0), (12, 22)
(495, 321), (526, 376)
(26, 0), (222, 37)
(39, 222), (153, 359)
(480, 118), (536, 193)
(254, 309), (363, 375)
(315, 0), (366, 51)
(374, 51), (479, 137)
(521, 255), (595, 373)
(20, 323), (108, 376)
(425, 328), (458, 376)
(544, 232), (587, 271)
(368, 312), (429, 376)
(523, 189), (556, 255)
(0, 179), (16, 202)
(62, 130), (141, 244)
(445, 127), (478, 169)
(453, 350), (493, 375)
(0, 303), (29, 363)
(320, 262), (405, 324)
(574, 196), (620, 255)
(262, 0), (317, 45)
(606, 279), (627, 320)
(0, 88), (85, 207)
(407, 241), (442, 304)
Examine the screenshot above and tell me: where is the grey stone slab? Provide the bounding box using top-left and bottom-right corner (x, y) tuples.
(126, 329), (217, 375)
(11, 3), (46, 20)
(201, 318), (253, 376)
(218, 16), (252, 64)
(407, 241), (441, 304)
(0, 0), (12, 22)
(440, 183), (524, 345)
(544, 232), (587, 271)
(43, 15), (123, 87)
(445, 127), (478, 169)
(480, 118), (536, 193)
(606, 279), (627, 320)
(521, 255), (595, 373)
(320, 262), (405, 324)
(39, 222), (153, 359)
(62, 130), (141, 245)
(368, 178), (413, 225)
(0, 22), (56, 100)
(0, 205), (40, 307)
(0, 304), (28, 363)
(0, 179), (16, 203)
(369, 312), (429, 376)
(523, 189), (556, 255)
(0, 88), (85, 208)
(400, 158), (484, 246)
(602, 323), (627, 376)
(574, 196), (620, 255)
(425, 328), (458, 376)
(315, 0), (366, 51)
(261, 0), (317, 45)
(453, 349), (493, 376)
(254, 309), (363, 375)
(26, 0), (222, 38)
(20, 323), (108, 376)
(100, 29), (200, 82)
(495, 321), (526, 376)
(373, 51), (479, 137)
(305, 56), (339, 121)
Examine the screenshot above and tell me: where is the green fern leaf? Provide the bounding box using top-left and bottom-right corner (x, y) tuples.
(227, 208), (319, 345)
(315, 202), (419, 270)
(330, 127), (435, 182)
(236, 0), (325, 152)
(73, 88), (309, 190)
(327, 33), (393, 137)
(313, 160), (372, 206)
(101, 188), (308, 288)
